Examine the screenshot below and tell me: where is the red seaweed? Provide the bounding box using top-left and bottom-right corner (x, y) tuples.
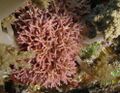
(11, 2), (83, 89)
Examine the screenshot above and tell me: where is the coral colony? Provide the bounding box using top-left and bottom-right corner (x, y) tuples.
(11, 2), (83, 89)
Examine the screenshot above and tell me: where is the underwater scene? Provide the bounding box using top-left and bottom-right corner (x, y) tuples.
(0, 0), (120, 93)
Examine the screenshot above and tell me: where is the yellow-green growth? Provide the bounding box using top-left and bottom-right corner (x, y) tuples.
(31, 0), (52, 9)
(0, 44), (35, 85)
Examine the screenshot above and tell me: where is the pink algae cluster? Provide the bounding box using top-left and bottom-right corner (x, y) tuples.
(12, 2), (83, 89)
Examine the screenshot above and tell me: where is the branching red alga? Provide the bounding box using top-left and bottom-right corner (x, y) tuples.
(11, 2), (83, 89)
